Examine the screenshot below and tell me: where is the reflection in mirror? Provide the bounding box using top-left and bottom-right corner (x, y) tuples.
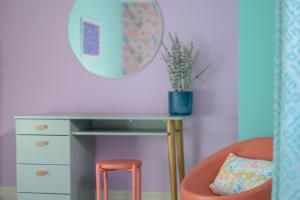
(68, 0), (163, 78)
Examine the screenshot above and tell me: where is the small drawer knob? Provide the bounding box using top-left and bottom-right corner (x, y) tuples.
(36, 140), (49, 147)
(36, 170), (49, 176)
(35, 124), (48, 130)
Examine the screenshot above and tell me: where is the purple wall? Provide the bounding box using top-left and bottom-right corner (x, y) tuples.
(0, 0), (238, 192)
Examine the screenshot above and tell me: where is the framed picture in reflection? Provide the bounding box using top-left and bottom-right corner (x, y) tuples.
(81, 17), (100, 58)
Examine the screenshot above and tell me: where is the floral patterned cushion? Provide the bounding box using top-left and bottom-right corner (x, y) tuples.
(209, 153), (272, 195)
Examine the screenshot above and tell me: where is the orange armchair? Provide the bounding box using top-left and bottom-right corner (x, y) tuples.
(181, 137), (273, 200)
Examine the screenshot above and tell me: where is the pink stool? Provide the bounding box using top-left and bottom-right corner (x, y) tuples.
(96, 159), (142, 200)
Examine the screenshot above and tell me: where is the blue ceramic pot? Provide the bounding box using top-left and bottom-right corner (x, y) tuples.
(168, 91), (193, 115)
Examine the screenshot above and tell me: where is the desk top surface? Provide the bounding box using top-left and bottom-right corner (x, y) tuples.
(14, 114), (190, 120)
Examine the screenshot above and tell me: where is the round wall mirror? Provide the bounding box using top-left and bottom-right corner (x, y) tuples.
(68, 0), (163, 78)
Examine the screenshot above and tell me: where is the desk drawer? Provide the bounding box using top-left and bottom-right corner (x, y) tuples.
(17, 164), (70, 194)
(18, 193), (70, 200)
(16, 119), (70, 135)
(17, 135), (70, 164)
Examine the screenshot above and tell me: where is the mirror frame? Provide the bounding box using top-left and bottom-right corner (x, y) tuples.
(68, 0), (164, 79)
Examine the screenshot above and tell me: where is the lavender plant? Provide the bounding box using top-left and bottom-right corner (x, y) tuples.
(162, 33), (208, 92)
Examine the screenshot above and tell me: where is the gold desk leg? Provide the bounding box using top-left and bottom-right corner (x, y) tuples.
(175, 120), (185, 183)
(166, 120), (177, 200)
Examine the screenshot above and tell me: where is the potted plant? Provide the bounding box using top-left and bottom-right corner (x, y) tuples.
(162, 33), (208, 115)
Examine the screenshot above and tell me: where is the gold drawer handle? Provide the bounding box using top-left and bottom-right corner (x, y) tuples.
(35, 124), (48, 130)
(36, 140), (49, 147)
(36, 170), (49, 176)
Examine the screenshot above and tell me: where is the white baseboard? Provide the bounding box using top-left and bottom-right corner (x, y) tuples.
(0, 187), (17, 200)
(109, 191), (175, 200)
(0, 187), (174, 200)
(106, 191), (173, 200)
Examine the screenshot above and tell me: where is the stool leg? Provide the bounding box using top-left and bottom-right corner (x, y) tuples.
(104, 170), (109, 200)
(96, 167), (101, 200)
(132, 165), (137, 200)
(137, 167), (141, 200)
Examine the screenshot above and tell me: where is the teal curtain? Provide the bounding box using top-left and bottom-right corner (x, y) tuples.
(272, 0), (300, 199)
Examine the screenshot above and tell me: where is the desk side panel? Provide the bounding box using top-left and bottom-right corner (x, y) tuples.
(70, 120), (95, 200)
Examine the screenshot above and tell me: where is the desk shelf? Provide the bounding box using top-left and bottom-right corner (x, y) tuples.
(72, 129), (166, 136)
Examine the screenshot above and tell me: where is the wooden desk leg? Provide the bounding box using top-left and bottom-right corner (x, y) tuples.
(175, 120), (185, 183)
(166, 120), (177, 200)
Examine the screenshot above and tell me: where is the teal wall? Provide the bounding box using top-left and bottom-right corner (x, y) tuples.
(68, 0), (123, 77)
(238, 0), (275, 141)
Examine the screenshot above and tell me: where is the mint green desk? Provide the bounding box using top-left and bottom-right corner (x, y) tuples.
(15, 115), (188, 200)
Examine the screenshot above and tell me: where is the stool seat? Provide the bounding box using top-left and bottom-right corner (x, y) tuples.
(97, 159), (142, 170)
(96, 159), (142, 200)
